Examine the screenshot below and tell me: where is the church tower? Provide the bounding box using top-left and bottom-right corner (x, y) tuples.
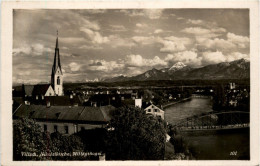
(51, 31), (63, 96)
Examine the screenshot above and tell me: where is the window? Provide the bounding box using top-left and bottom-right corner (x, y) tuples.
(57, 76), (60, 85)
(64, 126), (68, 134)
(148, 109), (151, 112)
(44, 124), (47, 131)
(54, 125), (58, 132)
(154, 109), (158, 112)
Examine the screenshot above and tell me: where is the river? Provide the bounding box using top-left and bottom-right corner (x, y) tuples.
(164, 97), (250, 160)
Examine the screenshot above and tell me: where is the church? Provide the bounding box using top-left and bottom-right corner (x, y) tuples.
(19, 32), (64, 101)
(12, 32), (84, 107)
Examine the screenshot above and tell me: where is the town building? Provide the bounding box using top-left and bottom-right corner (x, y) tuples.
(13, 104), (115, 135)
(144, 103), (165, 120)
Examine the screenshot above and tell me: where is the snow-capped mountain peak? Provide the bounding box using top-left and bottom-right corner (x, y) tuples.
(169, 62), (186, 71)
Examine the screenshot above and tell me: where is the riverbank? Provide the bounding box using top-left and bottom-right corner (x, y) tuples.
(162, 97), (191, 109)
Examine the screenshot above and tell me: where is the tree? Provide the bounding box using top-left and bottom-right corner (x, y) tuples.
(105, 106), (167, 160)
(13, 118), (46, 160)
(213, 84), (226, 111)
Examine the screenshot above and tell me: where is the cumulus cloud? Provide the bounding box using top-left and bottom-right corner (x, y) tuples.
(132, 36), (158, 45)
(177, 17), (184, 20)
(227, 32), (249, 48)
(119, 9), (163, 19)
(165, 51), (202, 67)
(109, 35), (136, 48)
(201, 51), (226, 64)
(136, 23), (147, 28)
(125, 54), (144, 67)
(80, 28), (109, 44)
(187, 19), (204, 25)
(78, 45), (103, 50)
(109, 25), (127, 32)
(154, 29), (163, 34)
(60, 37), (86, 44)
(125, 54), (167, 67)
(69, 62), (80, 71)
(13, 43), (52, 56)
(160, 40), (186, 53)
(89, 61), (103, 66)
(196, 33), (249, 52)
(197, 38), (236, 51)
(160, 36), (192, 53)
(226, 52), (249, 62)
(165, 50), (249, 67)
(182, 27), (226, 38)
(88, 60), (124, 72)
(186, 19), (218, 28)
(201, 51), (249, 64)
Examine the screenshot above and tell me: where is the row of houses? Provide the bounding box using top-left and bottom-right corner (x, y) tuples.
(13, 104), (115, 135)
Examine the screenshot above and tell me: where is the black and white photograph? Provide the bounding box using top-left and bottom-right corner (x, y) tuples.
(1, 1), (259, 165)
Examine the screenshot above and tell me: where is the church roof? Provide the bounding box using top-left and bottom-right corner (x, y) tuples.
(32, 84), (52, 96)
(44, 96), (81, 106)
(13, 104), (115, 123)
(23, 85), (34, 96)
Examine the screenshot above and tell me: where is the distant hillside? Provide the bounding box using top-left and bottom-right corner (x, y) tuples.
(104, 59), (250, 82)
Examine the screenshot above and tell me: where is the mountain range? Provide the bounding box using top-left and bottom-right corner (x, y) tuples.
(104, 58), (250, 82)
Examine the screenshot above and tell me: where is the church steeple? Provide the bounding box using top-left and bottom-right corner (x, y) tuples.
(52, 30), (62, 74)
(51, 30), (63, 96)
(56, 30), (59, 48)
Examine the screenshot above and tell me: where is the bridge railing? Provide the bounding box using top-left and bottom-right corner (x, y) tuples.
(173, 111), (249, 129)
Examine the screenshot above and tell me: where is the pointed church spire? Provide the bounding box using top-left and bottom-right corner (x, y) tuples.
(51, 30), (62, 86)
(56, 30), (59, 49)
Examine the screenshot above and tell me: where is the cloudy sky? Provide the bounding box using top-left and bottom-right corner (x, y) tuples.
(13, 9), (249, 84)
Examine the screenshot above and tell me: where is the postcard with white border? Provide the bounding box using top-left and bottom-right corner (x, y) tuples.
(1, 1), (259, 166)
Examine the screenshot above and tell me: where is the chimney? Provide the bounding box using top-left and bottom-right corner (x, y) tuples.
(135, 98), (142, 108)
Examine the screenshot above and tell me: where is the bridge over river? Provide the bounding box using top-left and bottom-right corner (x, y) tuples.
(173, 111), (249, 132)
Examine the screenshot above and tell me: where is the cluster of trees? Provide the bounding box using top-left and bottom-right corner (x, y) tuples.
(13, 118), (85, 160)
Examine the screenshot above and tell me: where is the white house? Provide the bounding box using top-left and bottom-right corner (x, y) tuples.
(144, 103), (164, 120)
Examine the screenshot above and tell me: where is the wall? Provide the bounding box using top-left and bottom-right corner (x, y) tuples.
(54, 67), (63, 96)
(45, 86), (55, 96)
